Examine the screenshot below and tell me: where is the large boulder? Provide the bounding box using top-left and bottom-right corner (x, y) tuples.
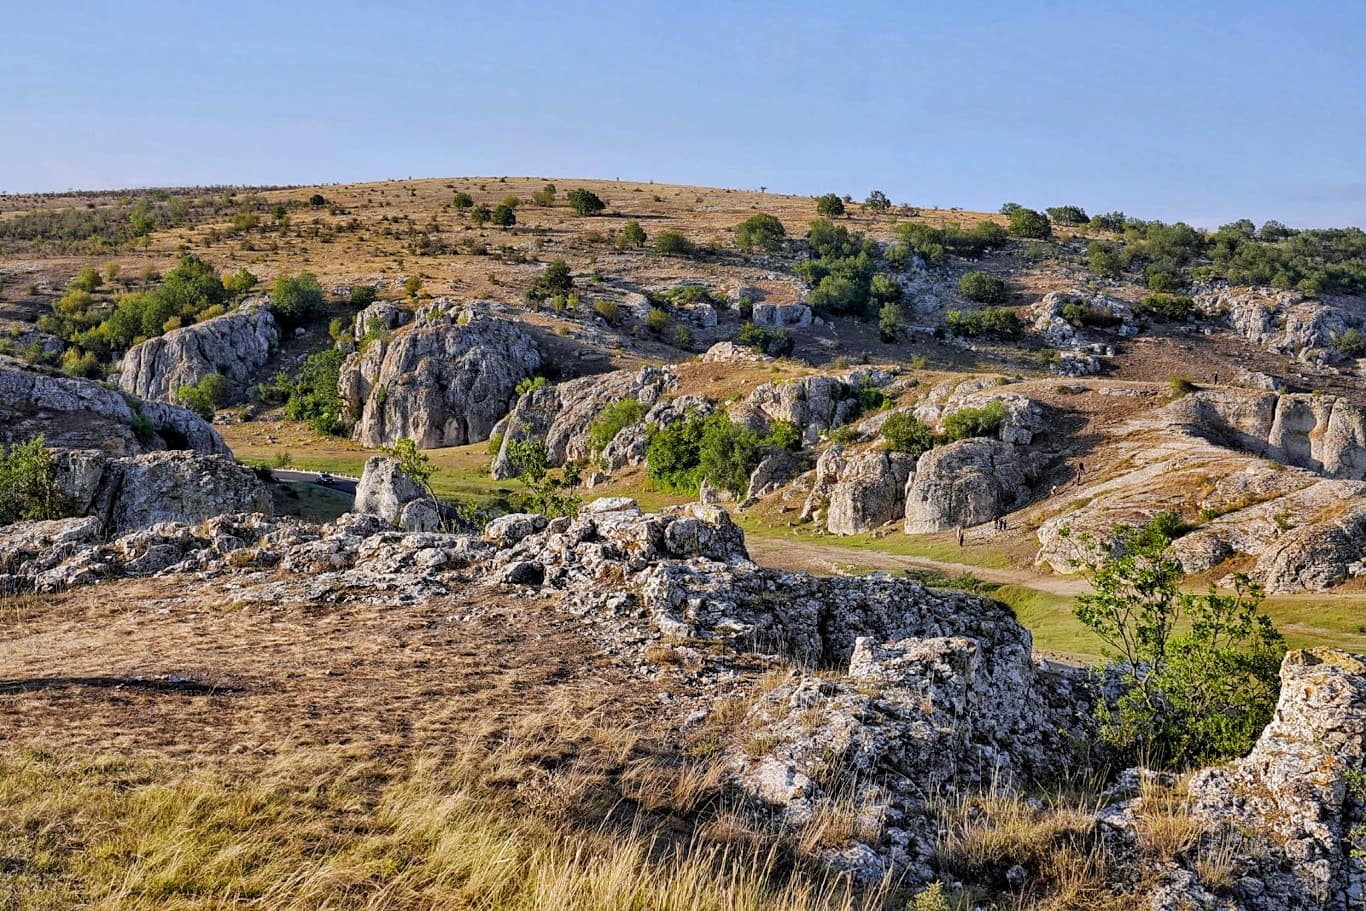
(825, 450), (915, 535)
(341, 306), (540, 448)
(118, 303), (278, 403)
(490, 366), (676, 479)
(354, 455), (439, 532)
(904, 438), (1029, 533)
(0, 358), (228, 456)
(1186, 649), (1366, 909)
(1251, 504), (1366, 593)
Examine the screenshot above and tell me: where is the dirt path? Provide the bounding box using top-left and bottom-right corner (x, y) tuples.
(744, 536), (1089, 597)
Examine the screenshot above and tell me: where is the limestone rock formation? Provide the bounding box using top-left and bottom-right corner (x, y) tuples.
(751, 301), (812, 329)
(490, 365), (676, 478)
(730, 368), (895, 446)
(352, 300), (411, 342)
(0, 358), (228, 456)
(354, 455), (439, 532)
(911, 377), (1045, 445)
(340, 306), (541, 448)
(118, 303), (278, 402)
(903, 438), (1030, 532)
(1195, 285), (1361, 361)
(825, 450), (915, 535)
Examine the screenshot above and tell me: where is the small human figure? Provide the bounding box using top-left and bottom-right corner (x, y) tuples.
(1076, 460), (1085, 483)
(956, 524), (965, 548)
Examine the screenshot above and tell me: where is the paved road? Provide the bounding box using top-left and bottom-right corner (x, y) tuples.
(272, 469), (359, 496)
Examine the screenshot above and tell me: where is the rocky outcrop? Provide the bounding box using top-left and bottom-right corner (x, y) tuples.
(354, 455), (439, 532)
(1165, 389), (1366, 480)
(118, 303), (278, 402)
(730, 368), (896, 447)
(0, 358), (227, 456)
(823, 449), (915, 534)
(1180, 649), (1366, 909)
(1251, 505), (1366, 593)
(912, 377), (1045, 445)
(751, 302), (812, 329)
(1195, 285), (1361, 361)
(490, 366), (676, 478)
(352, 301), (410, 342)
(904, 438), (1030, 533)
(341, 306), (540, 448)
(1031, 290), (1137, 348)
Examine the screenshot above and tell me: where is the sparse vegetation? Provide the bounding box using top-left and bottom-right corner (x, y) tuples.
(567, 188), (607, 216)
(0, 435), (75, 525)
(945, 307), (1023, 339)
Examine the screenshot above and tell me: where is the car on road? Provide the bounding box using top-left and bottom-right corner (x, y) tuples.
(317, 472), (335, 485)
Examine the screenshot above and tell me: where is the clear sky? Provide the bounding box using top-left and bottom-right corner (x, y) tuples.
(4, 0), (1363, 228)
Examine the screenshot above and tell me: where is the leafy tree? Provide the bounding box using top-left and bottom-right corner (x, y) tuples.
(386, 437), (435, 487)
(814, 193), (846, 217)
(615, 219), (647, 250)
(492, 203), (517, 228)
(735, 213), (786, 253)
(1089, 211), (1127, 232)
(765, 419), (802, 452)
(71, 267), (103, 292)
(529, 259), (573, 301)
(654, 231), (695, 256)
(471, 205), (492, 226)
(1046, 205), (1089, 225)
(878, 301), (906, 342)
(505, 439), (580, 517)
(880, 412), (936, 457)
(1073, 517), (1284, 768)
(946, 306), (1023, 338)
(309, 193), (327, 207)
(223, 267), (259, 296)
(452, 191), (474, 212)
(567, 188), (607, 216)
(864, 190), (891, 212)
(1006, 207), (1052, 239)
(1134, 293), (1194, 322)
(957, 271), (1008, 303)
(404, 275), (423, 301)
(895, 221), (1006, 265)
(1087, 241), (1125, 279)
(698, 417), (762, 498)
(284, 348), (351, 436)
(999, 202), (1023, 216)
(349, 284), (378, 306)
(269, 273), (325, 328)
(0, 436), (75, 526)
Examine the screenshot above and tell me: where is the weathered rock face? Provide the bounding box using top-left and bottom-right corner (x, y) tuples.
(341, 307), (541, 449)
(490, 366), (676, 479)
(904, 438), (1029, 533)
(825, 450), (915, 535)
(1031, 290), (1137, 349)
(0, 359), (227, 456)
(354, 455), (439, 532)
(1182, 649), (1366, 910)
(730, 369), (895, 447)
(1251, 505), (1366, 593)
(118, 303), (278, 403)
(352, 301), (411, 342)
(1165, 389), (1366, 480)
(50, 449), (271, 536)
(1195, 285), (1360, 361)
(912, 377), (1045, 445)
(751, 301), (812, 329)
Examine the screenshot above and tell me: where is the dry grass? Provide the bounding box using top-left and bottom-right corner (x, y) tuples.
(1133, 775), (1203, 861)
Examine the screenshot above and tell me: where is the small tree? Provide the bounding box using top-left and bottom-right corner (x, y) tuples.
(1073, 517), (1284, 768)
(506, 439), (580, 517)
(404, 275), (423, 302)
(864, 190), (891, 212)
(878, 301), (906, 342)
(1333, 327), (1366, 358)
(269, 273), (325, 328)
(615, 220), (647, 250)
(1046, 205), (1089, 225)
(492, 203), (517, 228)
(529, 259), (573, 301)
(471, 205), (492, 226)
(386, 437), (435, 487)
(880, 412), (936, 457)
(1007, 207), (1052, 239)
(814, 193), (845, 217)
(532, 183), (557, 207)
(958, 271), (1008, 303)
(655, 231), (694, 256)
(452, 191), (474, 213)
(349, 284), (378, 307)
(567, 188), (607, 216)
(735, 213), (786, 253)
(0, 435), (75, 525)
(71, 267), (103, 293)
(223, 267), (259, 297)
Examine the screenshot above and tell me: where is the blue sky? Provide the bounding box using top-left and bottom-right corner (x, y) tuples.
(4, 0), (1363, 227)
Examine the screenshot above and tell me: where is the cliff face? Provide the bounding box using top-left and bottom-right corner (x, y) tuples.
(118, 303), (278, 403)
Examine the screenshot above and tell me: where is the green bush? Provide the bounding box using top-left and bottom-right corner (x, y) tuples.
(957, 271), (1008, 303)
(895, 221), (1006, 266)
(283, 348), (351, 436)
(1135, 293), (1194, 322)
(735, 214), (786, 253)
(814, 193), (845, 217)
(452, 191), (473, 212)
(1045, 205), (1088, 225)
(735, 321), (793, 357)
(529, 259), (574, 301)
(471, 205), (492, 226)
(1087, 241), (1126, 279)
(654, 231), (695, 256)
(878, 301), (906, 342)
(567, 188), (606, 216)
(515, 375), (549, 396)
(532, 183), (557, 207)
(945, 307), (1023, 339)
(176, 372), (232, 419)
(349, 284), (378, 307)
(1006, 207), (1052, 239)
(1060, 301), (1121, 328)
(880, 412), (936, 457)
(491, 203), (516, 228)
(0, 435), (75, 526)
(593, 298), (620, 325)
(615, 220), (647, 250)
(1074, 517), (1284, 768)
(764, 419), (802, 452)
(269, 273), (325, 328)
(505, 439), (580, 518)
(646, 410), (764, 498)
(1333, 327), (1366, 358)
(864, 190), (891, 212)
(644, 307), (671, 334)
(70, 267), (103, 292)
(587, 398), (646, 460)
(940, 400), (1007, 441)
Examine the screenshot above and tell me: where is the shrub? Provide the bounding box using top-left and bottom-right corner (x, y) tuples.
(0, 435), (75, 525)
(505, 439), (579, 518)
(896, 221), (1006, 265)
(945, 308), (1024, 339)
(654, 231), (695, 256)
(224, 268), (259, 296)
(864, 190), (891, 212)
(878, 301), (905, 342)
(646, 411), (709, 493)
(587, 398), (646, 460)
(593, 298), (620, 325)
(515, 375), (549, 397)
(269, 273), (325, 328)
(309, 193), (327, 207)
(491, 203), (516, 228)
(471, 205), (492, 226)
(59, 348), (101, 379)
(385, 437), (435, 488)
(644, 307), (671, 334)
(941, 400), (1007, 441)
(1074, 518), (1284, 768)
(404, 275), (423, 301)
(814, 193), (845, 217)
(284, 348), (351, 436)
(615, 220), (647, 250)
(672, 324), (693, 349)
(349, 284), (378, 307)
(957, 271), (1007, 303)
(452, 191), (474, 212)
(1333, 327), (1366, 358)
(1006, 207), (1051, 239)
(735, 214), (786, 253)
(736, 321), (793, 357)
(567, 188), (606, 216)
(1135, 293), (1194, 322)
(765, 419), (802, 452)
(881, 412), (936, 456)
(1045, 205), (1088, 225)
(531, 183), (557, 207)
(70, 267), (103, 292)
(529, 259), (573, 301)
(1087, 241), (1125, 279)
(1168, 376), (1197, 397)
(698, 417), (763, 499)
(1060, 301), (1121, 328)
